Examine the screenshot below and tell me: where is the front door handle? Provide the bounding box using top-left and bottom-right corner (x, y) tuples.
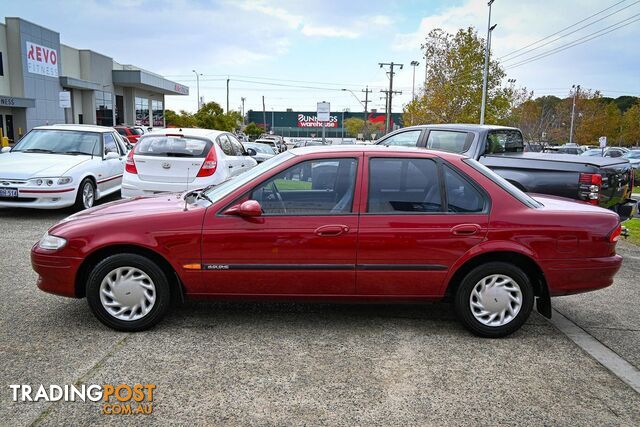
(451, 224), (481, 236)
(314, 224), (349, 237)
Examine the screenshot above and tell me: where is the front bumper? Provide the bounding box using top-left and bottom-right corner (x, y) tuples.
(541, 255), (623, 296)
(0, 186), (77, 209)
(31, 247), (83, 297)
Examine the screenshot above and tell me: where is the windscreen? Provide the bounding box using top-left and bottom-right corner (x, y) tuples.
(135, 136), (211, 157)
(12, 130), (101, 155)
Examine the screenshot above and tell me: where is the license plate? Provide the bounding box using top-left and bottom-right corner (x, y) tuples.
(0, 187), (18, 198)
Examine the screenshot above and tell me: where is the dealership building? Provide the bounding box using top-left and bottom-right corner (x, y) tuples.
(246, 109), (403, 139)
(0, 17), (189, 143)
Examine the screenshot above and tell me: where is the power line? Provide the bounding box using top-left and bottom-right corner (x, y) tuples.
(500, 0), (640, 63)
(499, 0), (630, 59)
(504, 14), (640, 69)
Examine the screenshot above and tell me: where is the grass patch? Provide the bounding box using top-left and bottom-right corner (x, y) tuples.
(623, 218), (640, 245)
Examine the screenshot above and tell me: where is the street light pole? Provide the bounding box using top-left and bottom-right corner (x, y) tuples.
(192, 70), (201, 111)
(241, 97), (246, 126)
(569, 84), (580, 145)
(480, 0), (495, 125)
(410, 60), (420, 100)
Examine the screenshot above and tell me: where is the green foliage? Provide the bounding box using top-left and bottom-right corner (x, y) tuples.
(244, 122), (263, 140)
(403, 27), (530, 126)
(343, 117), (384, 138)
(164, 102), (240, 132)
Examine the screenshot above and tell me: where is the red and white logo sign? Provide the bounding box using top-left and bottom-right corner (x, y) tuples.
(26, 42), (58, 77)
(297, 114), (338, 128)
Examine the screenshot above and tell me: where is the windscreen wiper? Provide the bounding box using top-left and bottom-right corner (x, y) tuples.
(21, 148), (54, 153)
(62, 150), (92, 155)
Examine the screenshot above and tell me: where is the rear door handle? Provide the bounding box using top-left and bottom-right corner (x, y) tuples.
(314, 224), (349, 236)
(451, 224), (481, 236)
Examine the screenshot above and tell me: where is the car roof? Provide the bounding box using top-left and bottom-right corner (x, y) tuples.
(33, 124), (115, 133)
(404, 123), (520, 132)
(146, 128), (226, 138)
(288, 144), (466, 160)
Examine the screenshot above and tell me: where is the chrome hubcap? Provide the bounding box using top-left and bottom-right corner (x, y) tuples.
(99, 267), (156, 321)
(470, 274), (522, 327)
(83, 183), (94, 208)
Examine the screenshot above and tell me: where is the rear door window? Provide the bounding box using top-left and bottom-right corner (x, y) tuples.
(426, 131), (471, 153)
(104, 133), (119, 155)
(217, 135), (234, 156)
(367, 158), (441, 213)
(227, 134), (246, 156)
(443, 165), (486, 213)
(135, 136), (211, 157)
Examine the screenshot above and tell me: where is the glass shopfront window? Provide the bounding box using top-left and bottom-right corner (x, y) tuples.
(135, 96), (149, 126)
(96, 91), (113, 126)
(152, 99), (164, 127)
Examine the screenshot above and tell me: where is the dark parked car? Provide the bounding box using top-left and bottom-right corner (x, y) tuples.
(375, 124), (637, 220)
(556, 144), (584, 155)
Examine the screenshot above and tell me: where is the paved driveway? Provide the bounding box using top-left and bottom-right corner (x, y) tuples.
(1, 205), (638, 426)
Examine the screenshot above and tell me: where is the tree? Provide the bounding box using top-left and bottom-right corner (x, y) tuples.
(403, 27), (530, 126)
(621, 102), (640, 146)
(166, 102), (241, 131)
(165, 109), (197, 128)
(343, 117), (385, 138)
(244, 122), (263, 140)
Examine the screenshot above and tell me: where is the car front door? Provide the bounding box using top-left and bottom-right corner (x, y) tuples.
(356, 154), (490, 296)
(199, 153), (362, 295)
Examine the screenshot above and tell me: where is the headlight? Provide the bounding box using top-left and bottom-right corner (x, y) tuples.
(38, 233), (67, 251)
(28, 177), (73, 186)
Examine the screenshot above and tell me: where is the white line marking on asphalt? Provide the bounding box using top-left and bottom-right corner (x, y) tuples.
(549, 308), (640, 394)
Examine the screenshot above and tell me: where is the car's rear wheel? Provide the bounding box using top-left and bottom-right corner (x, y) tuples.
(86, 254), (171, 331)
(74, 178), (95, 210)
(454, 262), (534, 338)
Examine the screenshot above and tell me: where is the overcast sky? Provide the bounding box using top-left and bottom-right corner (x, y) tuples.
(2, 0), (639, 114)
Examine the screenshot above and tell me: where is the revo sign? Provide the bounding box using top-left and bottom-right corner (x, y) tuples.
(26, 42), (59, 77)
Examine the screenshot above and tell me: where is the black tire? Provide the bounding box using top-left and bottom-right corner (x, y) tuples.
(454, 262), (534, 338)
(74, 178), (96, 211)
(86, 254), (171, 332)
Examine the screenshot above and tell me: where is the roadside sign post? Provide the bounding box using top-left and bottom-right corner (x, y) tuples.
(317, 101), (330, 144)
(59, 91), (71, 124)
(599, 136), (607, 156)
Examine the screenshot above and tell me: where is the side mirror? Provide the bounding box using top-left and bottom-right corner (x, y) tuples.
(246, 148), (257, 156)
(105, 151), (120, 160)
(0, 147), (11, 153)
(224, 200), (262, 217)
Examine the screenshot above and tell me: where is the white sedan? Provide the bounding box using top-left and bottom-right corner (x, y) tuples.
(121, 128), (257, 198)
(0, 124), (127, 210)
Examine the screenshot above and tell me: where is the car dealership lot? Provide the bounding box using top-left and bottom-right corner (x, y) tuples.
(1, 205), (639, 425)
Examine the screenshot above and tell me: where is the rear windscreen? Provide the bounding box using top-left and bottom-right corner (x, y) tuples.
(486, 130), (524, 154)
(135, 136), (211, 157)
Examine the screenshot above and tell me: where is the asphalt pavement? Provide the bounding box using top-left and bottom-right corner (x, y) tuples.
(1, 203), (639, 426)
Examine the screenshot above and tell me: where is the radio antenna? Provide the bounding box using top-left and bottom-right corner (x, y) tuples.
(183, 168), (189, 211)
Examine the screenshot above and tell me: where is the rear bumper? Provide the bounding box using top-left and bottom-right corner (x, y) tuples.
(121, 173), (225, 198)
(540, 255), (622, 296)
(616, 198), (638, 221)
(31, 247), (83, 298)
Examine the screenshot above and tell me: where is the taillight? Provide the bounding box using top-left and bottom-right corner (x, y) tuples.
(609, 223), (622, 243)
(125, 150), (137, 174)
(579, 173), (602, 205)
(197, 146), (217, 177)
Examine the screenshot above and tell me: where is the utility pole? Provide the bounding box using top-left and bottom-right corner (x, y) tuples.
(362, 86), (372, 121)
(262, 96), (266, 134)
(241, 97), (246, 126)
(271, 108), (275, 134)
(226, 77), (230, 113)
(569, 84), (580, 145)
(480, 0), (496, 125)
(410, 60), (420, 100)
(379, 62), (403, 133)
(192, 70), (201, 111)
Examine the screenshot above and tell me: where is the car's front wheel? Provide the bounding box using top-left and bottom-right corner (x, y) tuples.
(454, 262), (534, 338)
(86, 254), (171, 331)
(74, 178), (95, 210)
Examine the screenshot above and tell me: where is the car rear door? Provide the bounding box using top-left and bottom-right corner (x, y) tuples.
(199, 152), (363, 295)
(227, 133), (253, 173)
(133, 134), (210, 184)
(217, 134), (242, 176)
(356, 153), (489, 296)
(98, 133), (124, 192)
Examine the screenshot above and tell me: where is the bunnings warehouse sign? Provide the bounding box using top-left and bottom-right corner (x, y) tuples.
(297, 114), (338, 128)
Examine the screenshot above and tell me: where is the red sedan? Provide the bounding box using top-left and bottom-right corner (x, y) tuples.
(114, 126), (143, 144)
(31, 146), (623, 337)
